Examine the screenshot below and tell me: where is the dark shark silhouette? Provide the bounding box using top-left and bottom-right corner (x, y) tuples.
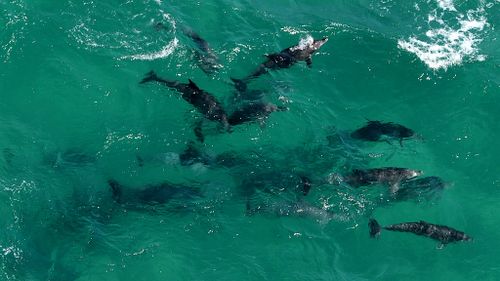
(140, 71), (231, 132)
(231, 36), (328, 91)
(141, 71), (290, 141)
(108, 179), (202, 206)
(343, 167), (422, 192)
(228, 102), (287, 126)
(154, 22), (221, 75)
(394, 176), (446, 202)
(369, 219), (472, 248)
(181, 27), (221, 75)
(351, 120), (415, 146)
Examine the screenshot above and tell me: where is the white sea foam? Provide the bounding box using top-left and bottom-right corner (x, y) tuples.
(2, 0), (28, 63)
(161, 10), (176, 30)
(398, 3), (489, 70)
(120, 37), (178, 60)
(290, 35), (314, 52)
(119, 10), (178, 60)
(436, 0), (456, 11)
(281, 26), (306, 35)
(68, 5), (178, 61)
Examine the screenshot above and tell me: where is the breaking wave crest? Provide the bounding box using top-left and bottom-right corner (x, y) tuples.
(289, 35), (314, 52)
(398, 0), (490, 70)
(1, 0), (28, 63)
(120, 38), (178, 61)
(120, 12), (178, 61)
(68, 0), (178, 61)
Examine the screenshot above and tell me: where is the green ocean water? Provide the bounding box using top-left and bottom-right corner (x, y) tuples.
(1, 0), (499, 280)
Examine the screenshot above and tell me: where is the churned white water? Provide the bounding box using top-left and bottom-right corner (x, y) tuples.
(398, 1), (489, 70)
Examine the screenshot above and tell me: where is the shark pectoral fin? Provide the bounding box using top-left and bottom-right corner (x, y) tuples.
(258, 119), (267, 129)
(108, 180), (124, 204)
(368, 219), (382, 238)
(436, 243), (446, 250)
(399, 138), (404, 147)
(192, 50), (203, 61)
(276, 105), (289, 112)
(265, 53), (285, 65)
(265, 53), (278, 59)
(194, 120), (204, 143)
(230, 77), (247, 92)
(306, 57), (313, 68)
(299, 176), (312, 196)
(140, 71), (158, 84)
(389, 183), (400, 194)
(136, 155), (145, 167)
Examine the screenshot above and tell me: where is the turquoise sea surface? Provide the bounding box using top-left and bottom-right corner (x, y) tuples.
(1, 0), (499, 280)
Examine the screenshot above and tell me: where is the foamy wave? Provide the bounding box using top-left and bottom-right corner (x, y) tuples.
(120, 11), (178, 60)
(120, 37), (178, 60)
(436, 0), (456, 11)
(398, 2), (489, 70)
(290, 35), (314, 52)
(68, 4), (177, 59)
(160, 10), (176, 30)
(2, 0), (28, 63)
(281, 26), (307, 35)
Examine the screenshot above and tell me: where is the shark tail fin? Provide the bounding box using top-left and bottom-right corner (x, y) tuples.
(299, 175), (312, 196)
(231, 77), (247, 92)
(369, 219), (382, 238)
(194, 121), (205, 143)
(276, 105), (289, 112)
(245, 199), (255, 216)
(136, 155), (145, 167)
(108, 179), (123, 203)
(140, 70), (159, 84)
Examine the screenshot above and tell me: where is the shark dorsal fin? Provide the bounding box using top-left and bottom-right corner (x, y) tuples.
(367, 120), (382, 125)
(265, 53), (279, 60)
(363, 117), (376, 123)
(306, 57), (312, 67)
(188, 79), (200, 90)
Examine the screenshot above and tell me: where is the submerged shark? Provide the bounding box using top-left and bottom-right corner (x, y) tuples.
(154, 22), (221, 75)
(351, 120), (416, 146)
(369, 218), (472, 248)
(342, 167), (423, 192)
(228, 102), (287, 126)
(394, 176), (447, 202)
(108, 179), (202, 206)
(140, 71), (231, 140)
(246, 198), (343, 223)
(181, 26), (222, 75)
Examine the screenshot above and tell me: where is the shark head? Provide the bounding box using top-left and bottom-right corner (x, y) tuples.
(462, 234), (473, 242)
(291, 36), (328, 53)
(406, 169), (423, 180)
(312, 37), (328, 51)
